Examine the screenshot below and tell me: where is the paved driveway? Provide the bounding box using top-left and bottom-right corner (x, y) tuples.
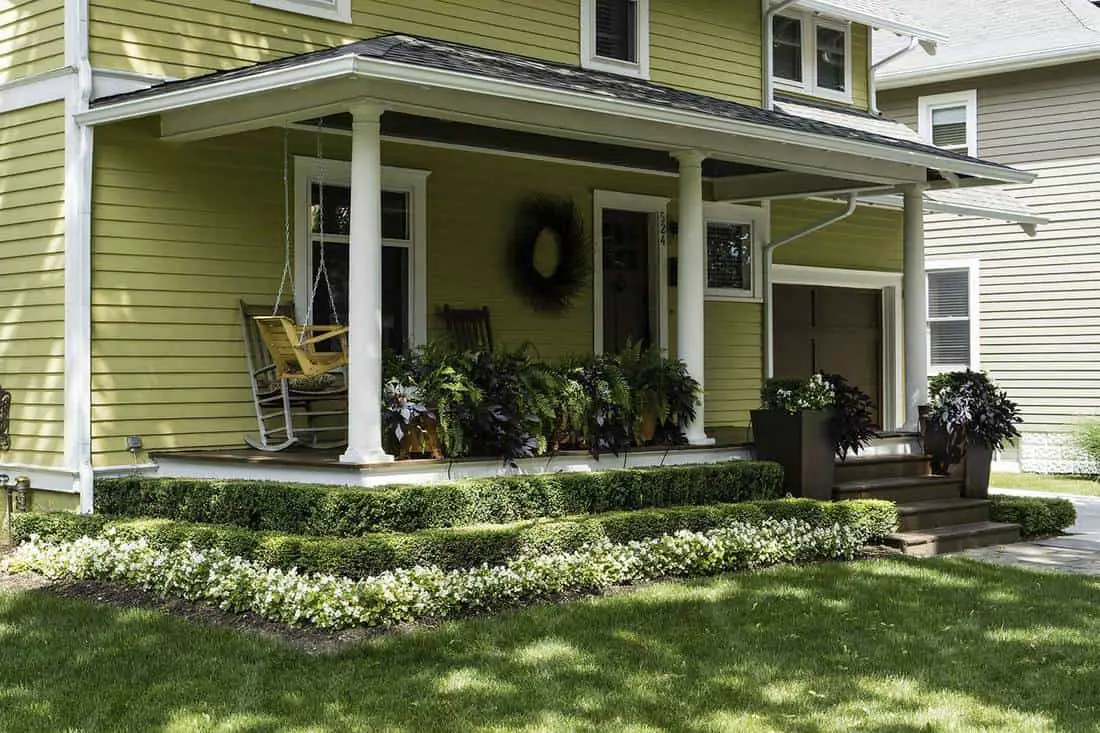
(958, 489), (1100, 575)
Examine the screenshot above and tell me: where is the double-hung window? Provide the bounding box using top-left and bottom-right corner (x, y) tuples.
(295, 158), (429, 353)
(582, 0), (650, 78)
(919, 90), (978, 157)
(772, 12), (852, 102)
(927, 261), (980, 373)
(251, 0), (351, 23)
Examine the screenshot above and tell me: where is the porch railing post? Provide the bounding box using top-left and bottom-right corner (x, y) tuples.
(340, 104), (394, 464)
(674, 150), (714, 446)
(902, 184), (928, 431)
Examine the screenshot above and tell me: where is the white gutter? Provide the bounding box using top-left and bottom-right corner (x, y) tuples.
(869, 37), (919, 116)
(63, 0), (95, 511)
(76, 54), (1036, 185)
(877, 43), (1100, 90)
(762, 0), (799, 111)
(762, 193), (859, 378)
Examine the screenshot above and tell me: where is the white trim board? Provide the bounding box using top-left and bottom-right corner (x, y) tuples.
(771, 264), (905, 431)
(0, 69), (73, 114)
(592, 190), (672, 355)
(251, 0), (351, 23)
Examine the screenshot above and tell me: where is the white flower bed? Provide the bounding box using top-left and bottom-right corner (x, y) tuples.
(4, 519), (862, 630)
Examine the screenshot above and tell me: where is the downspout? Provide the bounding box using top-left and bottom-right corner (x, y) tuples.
(762, 194), (859, 378)
(869, 37), (919, 115)
(762, 0), (800, 110)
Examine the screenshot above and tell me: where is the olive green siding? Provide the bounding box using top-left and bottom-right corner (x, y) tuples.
(86, 0), (868, 110)
(771, 199), (902, 272)
(0, 101), (67, 468)
(0, 0), (65, 83)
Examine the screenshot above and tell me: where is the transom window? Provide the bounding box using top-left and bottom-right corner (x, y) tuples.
(251, 0), (350, 23)
(295, 158), (429, 354)
(919, 90), (978, 157)
(927, 263), (979, 372)
(772, 12), (852, 102)
(703, 203), (766, 301)
(581, 0), (650, 78)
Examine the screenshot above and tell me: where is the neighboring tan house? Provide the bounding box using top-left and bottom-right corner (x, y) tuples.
(876, 0), (1100, 473)
(1, 0), (1040, 512)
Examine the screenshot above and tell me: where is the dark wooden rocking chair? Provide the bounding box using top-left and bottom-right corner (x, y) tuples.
(441, 305), (494, 351)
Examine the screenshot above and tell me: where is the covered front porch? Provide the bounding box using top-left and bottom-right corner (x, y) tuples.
(79, 35), (1034, 491)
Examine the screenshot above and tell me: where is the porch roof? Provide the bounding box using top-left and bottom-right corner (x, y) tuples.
(82, 34), (1033, 188)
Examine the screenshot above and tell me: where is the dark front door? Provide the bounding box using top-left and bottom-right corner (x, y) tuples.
(773, 284), (883, 426)
(602, 209), (651, 352)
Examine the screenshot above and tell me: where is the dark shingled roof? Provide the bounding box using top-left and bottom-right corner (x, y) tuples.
(93, 33), (1015, 174)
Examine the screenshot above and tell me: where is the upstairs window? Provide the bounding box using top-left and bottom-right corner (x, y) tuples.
(582, 0), (650, 78)
(772, 13), (852, 102)
(919, 90), (978, 156)
(927, 262), (980, 373)
(252, 0), (351, 23)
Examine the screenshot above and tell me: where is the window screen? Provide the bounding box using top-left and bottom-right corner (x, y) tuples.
(815, 25), (846, 92)
(931, 106), (968, 151)
(772, 16), (802, 82)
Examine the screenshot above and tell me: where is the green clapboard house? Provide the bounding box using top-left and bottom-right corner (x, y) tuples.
(0, 0), (1043, 511)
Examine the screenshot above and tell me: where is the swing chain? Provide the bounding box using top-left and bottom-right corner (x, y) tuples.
(273, 125), (293, 315)
(302, 120), (343, 344)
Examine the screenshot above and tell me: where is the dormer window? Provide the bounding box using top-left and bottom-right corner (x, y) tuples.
(582, 0), (650, 78)
(772, 12), (852, 102)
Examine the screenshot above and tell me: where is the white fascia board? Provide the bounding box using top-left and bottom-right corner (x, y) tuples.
(877, 44), (1100, 89)
(77, 51), (1032, 185)
(792, 0), (948, 44)
(863, 193), (1050, 226)
(76, 55), (359, 125)
(0, 68), (74, 114)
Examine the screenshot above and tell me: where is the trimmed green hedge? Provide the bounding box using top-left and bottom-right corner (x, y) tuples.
(94, 462), (784, 536)
(989, 495), (1076, 538)
(13, 498), (896, 579)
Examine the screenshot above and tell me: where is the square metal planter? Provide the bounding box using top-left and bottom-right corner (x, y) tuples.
(750, 409), (835, 501)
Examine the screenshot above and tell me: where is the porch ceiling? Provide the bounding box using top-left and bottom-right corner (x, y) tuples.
(81, 33), (1035, 194)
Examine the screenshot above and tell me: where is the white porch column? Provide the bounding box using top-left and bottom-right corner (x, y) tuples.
(902, 184), (928, 431)
(340, 105), (393, 464)
(675, 151), (713, 445)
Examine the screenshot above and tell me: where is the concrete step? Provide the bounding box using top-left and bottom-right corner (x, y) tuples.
(884, 522), (1021, 557)
(896, 498), (990, 532)
(833, 475), (962, 503)
(835, 453), (932, 483)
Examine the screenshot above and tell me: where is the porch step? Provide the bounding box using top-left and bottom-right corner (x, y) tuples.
(833, 475), (962, 503)
(896, 498), (990, 532)
(884, 522), (1021, 557)
(835, 453), (931, 483)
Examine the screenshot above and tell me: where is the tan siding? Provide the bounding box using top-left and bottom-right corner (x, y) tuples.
(0, 0), (66, 83)
(0, 101), (67, 468)
(771, 199), (902, 271)
(881, 61), (1100, 435)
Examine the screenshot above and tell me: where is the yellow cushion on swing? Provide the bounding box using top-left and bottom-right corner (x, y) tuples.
(287, 373), (340, 393)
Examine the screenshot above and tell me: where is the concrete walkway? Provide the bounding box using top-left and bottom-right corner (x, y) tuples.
(958, 489), (1100, 575)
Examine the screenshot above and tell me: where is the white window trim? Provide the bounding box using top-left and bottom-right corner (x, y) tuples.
(772, 11), (853, 104)
(592, 190), (669, 354)
(293, 156), (430, 347)
(918, 89), (978, 157)
(703, 202), (767, 302)
(580, 0), (651, 79)
(926, 257), (981, 374)
(252, 0), (351, 23)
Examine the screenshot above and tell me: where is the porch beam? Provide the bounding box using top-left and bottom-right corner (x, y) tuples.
(341, 104), (394, 465)
(712, 172), (891, 202)
(902, 184), (928, 431)
(674, 150), (714, 446)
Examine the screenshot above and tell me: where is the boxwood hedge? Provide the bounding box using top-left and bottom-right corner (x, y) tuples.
(989, 495), (1076, 538)
(94, 461), (784, 536)
(13, 498), (896, 579)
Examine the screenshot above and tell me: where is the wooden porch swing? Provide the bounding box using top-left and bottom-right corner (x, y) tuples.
(241, 124), (350, 452)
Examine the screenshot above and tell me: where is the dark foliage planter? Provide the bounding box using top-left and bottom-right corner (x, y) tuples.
(750, 409), (835, 501)
(919, 406), (993, 499)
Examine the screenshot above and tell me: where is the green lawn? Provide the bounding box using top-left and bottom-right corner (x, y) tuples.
(3, 558), (1100, 732)
(992, 472), (1100, 497)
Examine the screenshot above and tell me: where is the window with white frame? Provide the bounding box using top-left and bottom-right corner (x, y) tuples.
(772, 12), (851, 102)
(703, 204), (766, 300)
(251, 0), (351, 23)
(918, 90), (978, 157)
(927, 262), (979, 372)
(581, 0), (650, 78)
(295, 158), (429, 353)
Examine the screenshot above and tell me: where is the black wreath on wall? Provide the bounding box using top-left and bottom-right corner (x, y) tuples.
(509, 196), (590, 313)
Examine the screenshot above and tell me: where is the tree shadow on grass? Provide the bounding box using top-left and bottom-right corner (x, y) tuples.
(1, 557), (1099, 732)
